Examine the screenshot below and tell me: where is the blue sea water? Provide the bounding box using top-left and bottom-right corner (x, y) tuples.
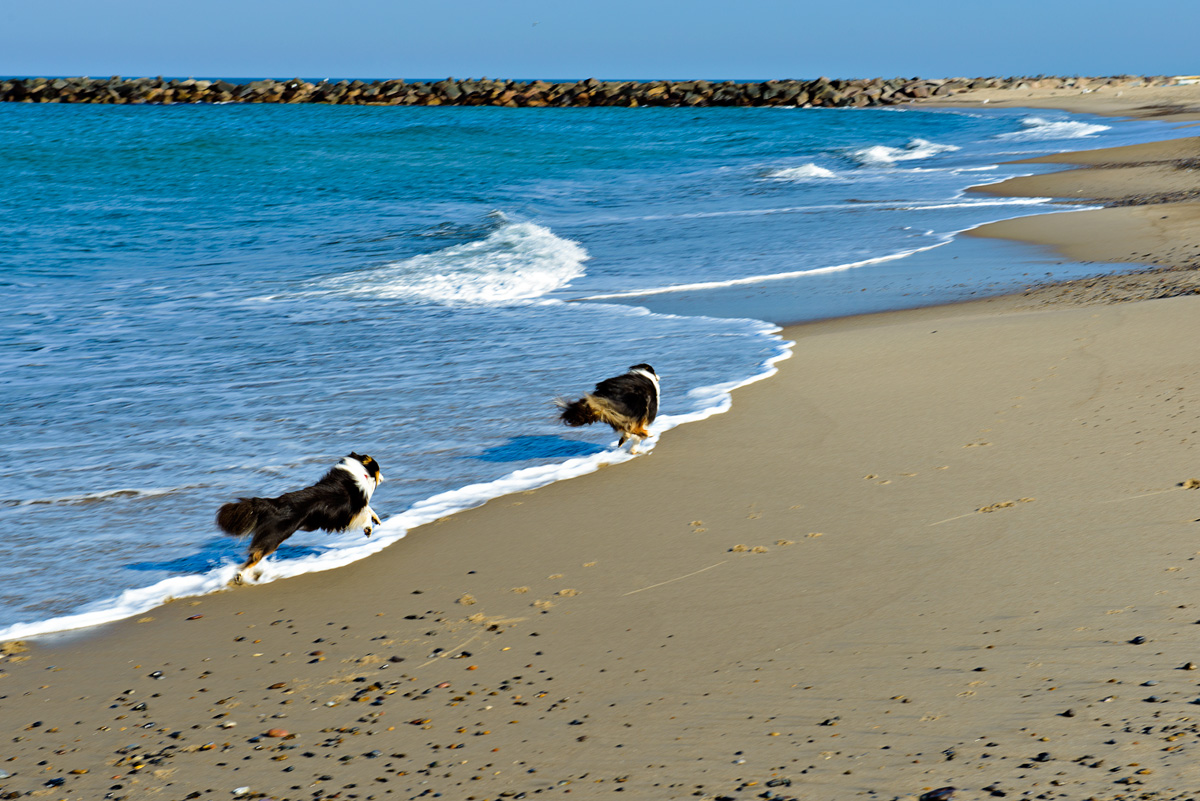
(0, 102), (1189, 638)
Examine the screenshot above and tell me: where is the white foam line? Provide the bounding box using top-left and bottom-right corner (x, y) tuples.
(589, 196), (1050, 226)
(887, 198), (1052, 211)
(576, 193), (1068, 303)
(575, 241), (954, 301)
(0, 329), (793, 643)
(956, 201), (1103, 234)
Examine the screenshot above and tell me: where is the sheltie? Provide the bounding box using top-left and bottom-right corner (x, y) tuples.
(556, 363), (659, 453)
(216, 453), (383, 584)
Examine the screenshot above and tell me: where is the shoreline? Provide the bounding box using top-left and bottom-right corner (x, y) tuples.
(0, 329), (794, 645)
(4, 87), (1200, 800)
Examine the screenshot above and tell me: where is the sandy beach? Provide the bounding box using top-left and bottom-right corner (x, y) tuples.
(5, 85), (1200, 801)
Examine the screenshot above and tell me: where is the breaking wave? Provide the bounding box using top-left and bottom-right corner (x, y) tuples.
(997, 115), (1110, 141)
(851, 138), (961, 166)
(764, 163), (839, 181)
(318, 221), (589, 303)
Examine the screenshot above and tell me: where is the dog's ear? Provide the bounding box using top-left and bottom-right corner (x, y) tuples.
(358, 454), (383, 482)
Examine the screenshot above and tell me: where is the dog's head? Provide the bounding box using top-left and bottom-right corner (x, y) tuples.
(629, 363), (656, 376)
(348, 452), (384, 485)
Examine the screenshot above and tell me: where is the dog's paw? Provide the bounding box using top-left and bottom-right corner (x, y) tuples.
(364, 526), (373, 538)
(371, 512), (382, 526)
(229, 573), (245, 587)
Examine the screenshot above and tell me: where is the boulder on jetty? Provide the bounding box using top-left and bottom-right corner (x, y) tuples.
(0, 74), (1179, 108)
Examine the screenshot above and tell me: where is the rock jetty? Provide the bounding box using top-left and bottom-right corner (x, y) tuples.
(0, 74), (1180, 107)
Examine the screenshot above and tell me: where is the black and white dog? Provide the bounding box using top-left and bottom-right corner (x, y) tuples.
(557, 363), (659, 453)
(216, 453), (383, 584)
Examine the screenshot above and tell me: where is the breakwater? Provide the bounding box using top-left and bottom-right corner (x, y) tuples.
(0, 74), (1179, 107)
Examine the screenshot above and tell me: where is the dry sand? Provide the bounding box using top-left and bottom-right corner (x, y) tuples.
(4, 86), (1200, 801)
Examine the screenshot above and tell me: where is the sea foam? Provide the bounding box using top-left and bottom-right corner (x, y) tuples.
(851, 138), (961, 166)
(577, 240), (955, 300)
(998, 115), (1110, 141)
(765, 163), (838, 181)
(319, 221), (589, 303)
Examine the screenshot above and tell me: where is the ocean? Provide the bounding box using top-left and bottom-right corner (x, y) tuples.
(0, 101), (1188, 640)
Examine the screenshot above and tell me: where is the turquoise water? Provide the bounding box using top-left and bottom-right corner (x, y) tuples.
(0, 102), (1186, 635)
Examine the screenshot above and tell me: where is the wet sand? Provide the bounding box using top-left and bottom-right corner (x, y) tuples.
(962, 85), (1200, 311)
(4, 86), (1200, 801)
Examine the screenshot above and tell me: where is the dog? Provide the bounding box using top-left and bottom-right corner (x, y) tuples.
(556, 363), (659, 453)
(216, 453), (383, 584)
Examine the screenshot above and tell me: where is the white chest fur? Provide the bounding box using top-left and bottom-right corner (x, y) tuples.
(632, 368), (660, 405)
(338, 459), (378, 499)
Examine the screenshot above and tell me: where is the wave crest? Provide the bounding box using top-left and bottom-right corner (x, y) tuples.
(851, 138), (961, 166)
(997, 116), (1110, 141)
(323, 222), (589, 303)
(764, 163), (838, 181)
(1, 486), (192, 509)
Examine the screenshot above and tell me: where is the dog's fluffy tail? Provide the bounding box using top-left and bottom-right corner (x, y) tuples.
(556, 395), (603, 427)
(217, 498), (267, 538)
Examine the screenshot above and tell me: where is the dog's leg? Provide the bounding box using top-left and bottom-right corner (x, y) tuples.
(364, 506), (381, 537)
(627, 424), (651, 455)
(235, 522), (294, 582)
(358, 506), (380, 537)
(231, 547), (267, 586)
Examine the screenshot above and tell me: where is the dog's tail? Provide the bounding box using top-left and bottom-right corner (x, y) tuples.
(556, 395), (603, 427)
(216, 498), (267, 538)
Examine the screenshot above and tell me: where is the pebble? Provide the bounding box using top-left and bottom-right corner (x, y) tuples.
(919, 789), (956, 801)
(264, 728), (290, 738)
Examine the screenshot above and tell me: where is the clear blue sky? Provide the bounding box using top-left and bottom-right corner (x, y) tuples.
(2, 0), (1196, 81)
